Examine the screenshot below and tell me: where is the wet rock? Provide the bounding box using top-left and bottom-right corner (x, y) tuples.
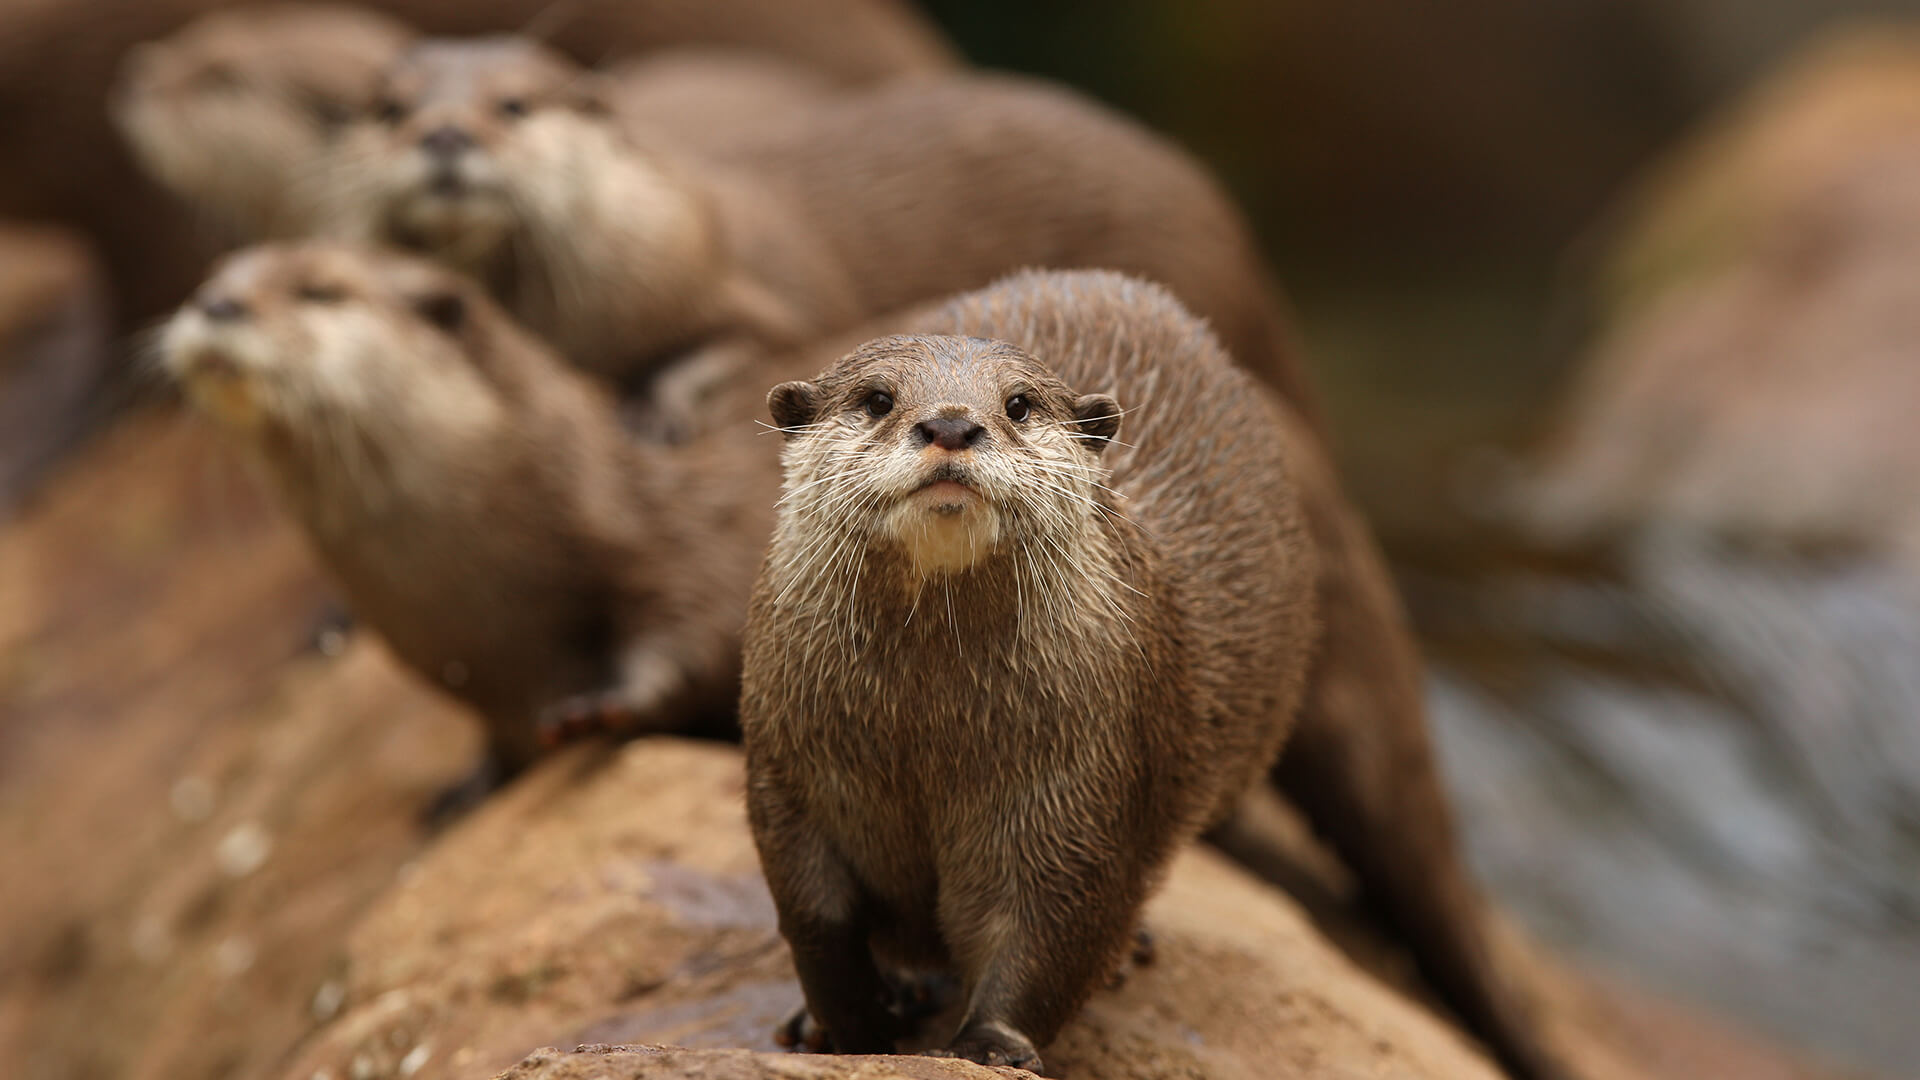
(1411, 26), (1920, 1076)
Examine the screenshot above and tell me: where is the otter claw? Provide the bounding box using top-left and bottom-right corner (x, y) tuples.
(535, 693), (639, 746)
(932, 1024), (1043, 1073)
(773, 1005), (832, 1052)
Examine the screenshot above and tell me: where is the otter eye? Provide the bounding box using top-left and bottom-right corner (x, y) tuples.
(1005, 395), (1032, 422)
(374, 98), (405, 125)
(863, 391), (894, 419)
(297, 283), (345, 304)
(497, 97), (528, 119)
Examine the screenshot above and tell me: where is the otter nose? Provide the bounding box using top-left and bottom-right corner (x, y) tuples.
(418, 125), (473, 158)
(915, 416), (985, 452)
(198, 295), (249, 322)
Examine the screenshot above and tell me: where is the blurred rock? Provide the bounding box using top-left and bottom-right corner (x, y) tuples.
(1531, 24), (1920, 554)
(1403, 25), (1920, 1077)
(0, 408), (478, 1080)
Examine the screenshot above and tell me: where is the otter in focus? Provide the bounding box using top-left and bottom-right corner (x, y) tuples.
(742, 271), (1567, 1079)
(322, 41), (1319, 428)
(158, 242), (773, 808)
(112, 3), (416, 241)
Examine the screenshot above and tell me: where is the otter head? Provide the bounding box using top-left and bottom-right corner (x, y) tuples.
(768, 335), (1122, 581)
(113, 4), (413, 239)
(335, 36), (612, 270)
(161, 244), (508, 461)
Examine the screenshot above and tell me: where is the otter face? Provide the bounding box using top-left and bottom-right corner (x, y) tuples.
(768, 336), (1122, 579)
(334, 37), (610, 268)
(113, 6), (412, 238)
(162, 244), (504, 446)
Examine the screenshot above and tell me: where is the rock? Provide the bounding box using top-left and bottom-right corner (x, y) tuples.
(0, 407), (479, 1080)
(496, 1043), (1023, 1080)
(279, 737), (1511, 1080)
(1528, 24), (1920, 557)
(1403, 26), (1920, 1076)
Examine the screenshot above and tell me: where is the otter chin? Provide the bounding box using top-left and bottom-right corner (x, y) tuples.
(886, 472), (1000, 576)
(160, 313), (269, 429)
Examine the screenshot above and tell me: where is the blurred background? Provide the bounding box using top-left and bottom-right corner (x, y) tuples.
(7, 1), (1920, 1077)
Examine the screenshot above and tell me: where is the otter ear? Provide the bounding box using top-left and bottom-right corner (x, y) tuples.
(1071, 393), (1122, 450)
(768, 381), (821, 435)
(410, 290), (466, 333)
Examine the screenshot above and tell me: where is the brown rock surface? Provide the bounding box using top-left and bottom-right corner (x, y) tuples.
(0, 407), (479, 1080)
(1527, 24), (1920, 556)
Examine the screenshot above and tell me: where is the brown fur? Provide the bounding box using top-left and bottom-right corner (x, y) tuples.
(112, 3), (417, 241)
(3, 0), (956, 332)
(324, 37), (862, 391)
(157, 242), (770, 790)
(320, 44), (1320, 428)
(741, 271), (1565, 1079)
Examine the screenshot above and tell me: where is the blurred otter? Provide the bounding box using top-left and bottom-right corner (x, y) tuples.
(4, 0), (956, 335)
(111, 3), (416, 242)
(742, 271), (1563, 1078)
(324, 40), (1319, 427)
(324, 36), (862, 398)
(157, 242), (773, 810)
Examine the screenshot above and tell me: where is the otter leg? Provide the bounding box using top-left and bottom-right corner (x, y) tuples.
(748, 778), (902, 1054)
(931, 835), (1143, 1073)
(537, 643), (694, 747)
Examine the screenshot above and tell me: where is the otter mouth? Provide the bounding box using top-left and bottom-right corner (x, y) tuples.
(910, 464), (982, 516)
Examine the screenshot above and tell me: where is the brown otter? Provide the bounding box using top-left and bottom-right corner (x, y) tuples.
(741, 271), (1566, 1079)
(111, 3), (417, 243)
(323, 36), (863, 398)
(3, 0), (957, 331)
(321, 41), (1320, 428)
(157, 242), (772, 807)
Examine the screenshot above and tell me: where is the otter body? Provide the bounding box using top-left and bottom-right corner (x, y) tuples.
(325, 37), (861, 392)
(741, 272), (1316, 1070)
(742, 271), (1565, 1079)
(322, 46), (1316, 425)
(159, 243), (769, 794)
(112, 3), (417, 242)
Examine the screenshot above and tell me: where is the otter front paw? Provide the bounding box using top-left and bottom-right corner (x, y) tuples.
(772, 1004), (833, 1052)
(535, 691), (641, 747)
(930, 1021), (1043, 1073)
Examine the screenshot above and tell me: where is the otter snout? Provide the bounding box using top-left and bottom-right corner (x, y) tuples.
(916, 415), (985, 451)
(419, 124), (474, 160)
(198, 294), (251, 322)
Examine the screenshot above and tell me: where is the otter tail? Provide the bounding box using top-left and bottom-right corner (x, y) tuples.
(1270, 430), (1574, 1080)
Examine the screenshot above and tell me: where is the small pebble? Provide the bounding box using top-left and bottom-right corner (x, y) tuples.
(214, 935), (256, 976)
(312, 979), (346, 1021)
(216, 822), (273, 877)
(398, 1044), (432, 1077)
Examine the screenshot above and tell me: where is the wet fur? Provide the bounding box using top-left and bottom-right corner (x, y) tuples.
(742, 271), (1565, 1079)
(741, 273), (1318, 1070)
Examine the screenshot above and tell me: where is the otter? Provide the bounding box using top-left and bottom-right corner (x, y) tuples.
(112, 3), (416, 242)
(320, 41), (1320, 429)
(323, 36), (862, 400)
(4, 0), (955, 331)
(741, 271), (1567, 1079)
(157, 242), (772, 809)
